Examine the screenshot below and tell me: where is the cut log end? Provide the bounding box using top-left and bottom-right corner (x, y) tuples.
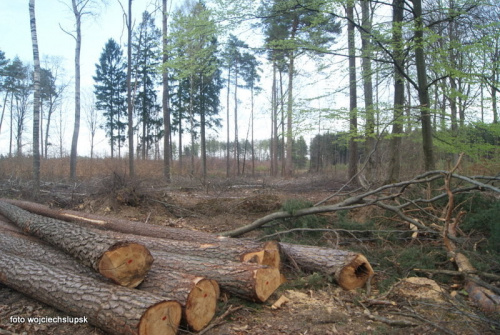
(98, 242), (154, 288)
(254, 267), (282, 302)
(138, 300), (182, 335)
(336, 254), (374, 290)
(185, 278), (219, 331)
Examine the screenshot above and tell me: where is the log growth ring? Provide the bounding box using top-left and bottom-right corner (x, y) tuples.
(336, 254), (374, 290)
(98, 241), (154, 288)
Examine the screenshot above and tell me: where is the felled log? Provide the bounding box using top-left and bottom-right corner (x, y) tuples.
(150, 250), (282, 302)
(279, 243), (374, 290)
(0, 200), (153, 288)
(140, 268), (219, 331)
(0, 225), (218, 331)
(0, 252), (181, 335)
(3, 198), (281, 268)
(109, 231), (280, 268)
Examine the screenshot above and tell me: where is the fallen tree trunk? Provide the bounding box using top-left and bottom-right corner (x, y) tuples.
(0, 224), (218, 331)
(279, 243), (374, 290)
(0, 252), (182, 335)
(0, 201), (153, 288)
(150, 250), (282, 303)
(440, 159), (500, 312)
(2, 198), (280, 268)
(111, 231), (280, 268)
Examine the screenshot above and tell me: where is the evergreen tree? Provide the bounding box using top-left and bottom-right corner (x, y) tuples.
(0, 49), (11, 134)
(132, 11), (163, 160)
(93, 38), (127, 158)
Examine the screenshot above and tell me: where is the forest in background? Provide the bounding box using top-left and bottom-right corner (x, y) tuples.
(0, 0), (499, 186)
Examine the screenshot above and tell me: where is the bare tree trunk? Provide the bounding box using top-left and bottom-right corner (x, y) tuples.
(347, 2), (358, 182)
(412, 0), (435, 171)
(29, 0), (41, 195)
(234, 63), (240, 175)
(200, 75), (207, 182)
(126, 0), (134, 177)
(226, 66), (231, 177)
(69, 0), (81, 180)
(251, 84), (255, 176)
(386, 0), (405, 183)
(271, 59), (278, 177)
(162, 0), (171, 182)
(286, 49), (294, 178)
(361, 0), (375, 182)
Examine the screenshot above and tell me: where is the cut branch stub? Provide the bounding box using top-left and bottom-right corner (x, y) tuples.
(279, 243), (374, 290)
(0, 201), (153, 288)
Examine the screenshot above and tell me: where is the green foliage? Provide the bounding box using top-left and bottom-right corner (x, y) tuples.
(459, 193), (500, 253)
(281, 272), (328, 291)
(366, 245), (449, 293)
(292, 136), (308, 169)
(434, 122), (500, 161)
(264, 199), (327, 243)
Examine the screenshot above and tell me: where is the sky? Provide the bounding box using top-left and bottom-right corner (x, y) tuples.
(0, 0), (346, 158)
(0, 0), (182, 157)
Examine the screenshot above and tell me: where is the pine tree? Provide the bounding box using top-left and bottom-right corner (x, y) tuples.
(133, 11), (163, 160)
(93, 38), (127, 158)
(260, 0), (341, 177)
(0, 49), (11, 135)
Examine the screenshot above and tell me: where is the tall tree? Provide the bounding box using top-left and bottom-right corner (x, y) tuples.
(2, 57), (27, 156)
(162, 0), (172, 181)
(260, 0), (341, 177)
(386, 0), (405, 183)
(40, 58), (67, 158)
(133, 11), (163, 160)
(412, 0), (435, 170)
(60, 0), (103, 179)
(30, 0), (41, 194)
(94, 38), (127, 158)
(223, 34), (251, 176)
(346, 1), (358, 182)
(240, 52), (262, 176)
(0, 50), (10, 134)
(168, 0), (222, 180)
(360, 0), (376, 181)
(126, 0), (134, 176)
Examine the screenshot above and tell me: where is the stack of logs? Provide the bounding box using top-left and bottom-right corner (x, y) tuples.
(0, 199), (374, 335)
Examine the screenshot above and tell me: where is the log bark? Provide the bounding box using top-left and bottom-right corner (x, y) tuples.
(279, 243), (374, 290)
(112, 231), (280, 268)
(0, 252), (181, 335)
(150, 250), (282, 302)
(0, 225), (218, 331)
(3, 199), (280, 268)
(0, 200), (153, 288)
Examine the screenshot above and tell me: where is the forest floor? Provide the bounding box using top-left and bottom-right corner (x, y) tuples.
(0, 174), (498, 335)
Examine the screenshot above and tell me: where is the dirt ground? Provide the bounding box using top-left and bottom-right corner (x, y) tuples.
(0, 175), (498, 335)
